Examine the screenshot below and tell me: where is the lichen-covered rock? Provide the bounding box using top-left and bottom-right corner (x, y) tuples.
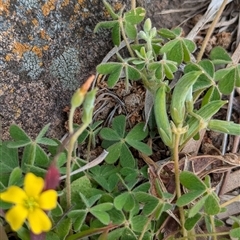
(1, 0), (185, 140)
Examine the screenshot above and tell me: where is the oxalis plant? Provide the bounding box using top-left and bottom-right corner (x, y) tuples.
(0, 1), (240, 240)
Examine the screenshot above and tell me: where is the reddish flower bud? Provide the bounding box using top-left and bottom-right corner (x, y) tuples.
(44, 164), (60, 190)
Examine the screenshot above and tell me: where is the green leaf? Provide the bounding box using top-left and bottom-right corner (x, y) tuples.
(108, 208), (125, 225)
(55, 217), (72, 240)
(100, 128), (121, 141)
(180, 171), (207, 191)
(124, 21), (137, 39)
(90, 210), (110, 225)
(68, 209), (86, 219)
(165, 40), (183, 64)
(9, 124), (31, 142)
(230, 227), (240, 238)
(198, 59), (215, 78)
(210, 46), (232, 64)
(8, 167), (22, 186)
(73, 213), (88, 231)
(77, 129), (89, 144)
(218, 67), (238, 94)
(17, 227), (31, 240)
(102, 0), (119, 19)
(120, 143), (135, 168)
(158, 28), (178, 39)
(123, 193), (136, 212)
(114, 192), (129, 210)
(94, 20), (119, 32)
(208, 120), (240, 135)
(96, 63), (123, 88)
(91, 203), (113, 212)
(82, 194), (102, 208)
(7, 140), (31, 148)
(60, 176), (92, 209)
(52, 202), (64, 217)
(124, 7), (146, 25)
(127, 65), (141, 80)
(188, 194), (208, 218)
(36, 123), (51, 141)
(185, 61), (214, 92)
(126, 122), (148, 141)
(160, 39), (178, 54)
(112, 22), (121, 46)
(176, 190), (205, 207)
(183, 39), (196, 53)
(182, 41), (191, 62)
(106, 227), (125, 239)
(164, 63), (174, 79)
(46, 232), (60, 240)
(184, 213), (202, 230)
(204, 193), (220, 215)
(130, 215), (149, 232)
(112, 115), (126, 138)
(201, 86), (221, 106)
(35, 144), (49, 167)
(36, 137), (58, 146)
(126, 140), (152, 155)
(21, 143), (36, 172)
(181, 100), (227, 147)
(105, 142), (122, 164)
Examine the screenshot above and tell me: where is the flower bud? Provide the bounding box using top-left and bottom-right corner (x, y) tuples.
(44, 164), (60, 190)
(71, 75), (95, 108)
(144, 18), (152, 33)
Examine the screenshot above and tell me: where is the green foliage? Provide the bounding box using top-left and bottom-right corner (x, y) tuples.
(100, 115), (152, 167)
(94, 0), (145, 46)
(1, 1), (240, 240)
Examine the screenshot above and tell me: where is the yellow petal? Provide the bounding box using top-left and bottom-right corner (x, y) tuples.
(38, 190), (57, 210)
(5, 205), (28, 231)
(0, 186), (27, 204)
(28, 208), (52, 234)
(24, 173), (44, 198)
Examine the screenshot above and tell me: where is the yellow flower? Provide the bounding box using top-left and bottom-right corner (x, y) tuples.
(0, 173), (57, 234)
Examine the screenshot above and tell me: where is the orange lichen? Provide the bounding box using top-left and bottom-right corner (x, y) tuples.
(78, 0), (86, 6)
(40, 29), (51, 40)
(74, 3), (80, 13)
(12, 42), (31, 58)
(43, 45), (49, 51)
(32, 46), (43, 57)
(61, 0), (70, 7)
(80, 11), (90, 19)
(32, 18), (39, 26)
(5, 54), (12, 61)
(113, 2), (123, 12)
(12, 42), (49, 59)
(42, 0), (57, 16)
(0, 0), (10, 15)
(28, 35), (34, 40)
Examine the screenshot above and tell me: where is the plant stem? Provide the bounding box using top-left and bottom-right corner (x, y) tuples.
(220, 194), (240, 208)
(176, 231), (230, 239)
(210, 215), (217, 240)
(68, 107), (75, 134)
(172, 130), (187, 237)
(139, 214), (153, 240)
(66, 123), (89, 208)
(66, 138), (74, 209)
(131, 0), (136, 9)
(119, 18), (135, 57)
(197, 0), (228, 62)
